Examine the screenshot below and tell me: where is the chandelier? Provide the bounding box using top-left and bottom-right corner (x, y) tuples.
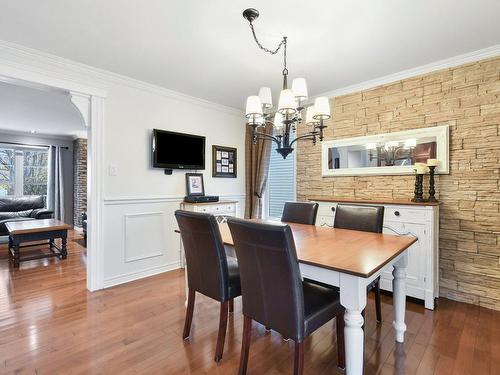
(243, 8), (331, 159)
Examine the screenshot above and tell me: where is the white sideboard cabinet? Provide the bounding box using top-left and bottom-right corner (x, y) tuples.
(310, 198), (440, 310)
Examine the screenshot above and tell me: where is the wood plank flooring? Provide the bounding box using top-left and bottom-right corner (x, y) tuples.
(0, 230), (499, 374)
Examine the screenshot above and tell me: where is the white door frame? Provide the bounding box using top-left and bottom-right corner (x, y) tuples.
(0, 65), (106, 292)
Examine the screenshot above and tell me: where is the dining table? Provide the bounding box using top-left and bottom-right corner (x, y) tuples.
(215, 220), (417, 375)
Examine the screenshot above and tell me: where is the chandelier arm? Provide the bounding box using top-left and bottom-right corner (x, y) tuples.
(289, 133), (319, 147)
(253, 131), (280, 145)
(248, 22), (286, 56)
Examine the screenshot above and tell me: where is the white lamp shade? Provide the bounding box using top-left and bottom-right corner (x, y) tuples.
(313, 97), (331, 120)
(245, 96), (263, 118)
(258, 87), (273, 109)
(278, 89), (297, 115)
(305, 106), (319, 125)
(292, 78), (308, 100)
(273, 112), (283, 128)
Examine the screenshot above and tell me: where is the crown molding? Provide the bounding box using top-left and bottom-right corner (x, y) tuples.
(314, 44), (500, 100)
(0, 40), (243, 116)
(0, 128), (75, 142)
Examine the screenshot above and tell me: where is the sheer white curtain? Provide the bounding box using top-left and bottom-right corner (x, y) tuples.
(47, 146), (65, 221)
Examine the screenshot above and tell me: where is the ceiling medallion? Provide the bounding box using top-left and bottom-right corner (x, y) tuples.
(243, 8), (331, 159)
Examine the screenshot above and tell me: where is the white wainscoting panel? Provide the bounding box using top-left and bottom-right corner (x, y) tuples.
(124, 212), (166, 263)
(102, 194), (245, 288)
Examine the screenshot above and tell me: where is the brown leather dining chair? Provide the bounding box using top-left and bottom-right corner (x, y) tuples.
(175, 210), (241, 363)
(334, 203), (385, 323)
(227, 217), (345, 375)
(281, 201), (319, 225)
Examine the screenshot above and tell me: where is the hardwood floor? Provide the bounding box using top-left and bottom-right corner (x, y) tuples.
(0, 231), (499, 374)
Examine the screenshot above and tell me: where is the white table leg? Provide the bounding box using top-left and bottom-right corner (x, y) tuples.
(392, 252), (408, 343)
(340, 273), (367, 375)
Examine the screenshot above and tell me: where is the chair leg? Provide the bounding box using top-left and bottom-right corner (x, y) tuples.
(239, 315), (252, 375)
(336, 312), (345, 370)
(182, 289), (195, 340)
(294, 341), (305, 375)
(374, 278), (382, 323)
(214, 301), (229, 362)
(229, 298), (234, 313)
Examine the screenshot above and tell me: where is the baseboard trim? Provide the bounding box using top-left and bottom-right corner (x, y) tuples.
(103, 261), (180, 288)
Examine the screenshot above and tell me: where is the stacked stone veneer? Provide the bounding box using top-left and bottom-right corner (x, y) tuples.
(73, 138), (87, 228)
(297, 56), (500, 310)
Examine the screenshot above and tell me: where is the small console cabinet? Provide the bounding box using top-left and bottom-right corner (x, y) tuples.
(310, 197), (440, 310)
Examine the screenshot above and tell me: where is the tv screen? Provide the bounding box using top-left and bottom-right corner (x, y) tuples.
(152, 129), (205, 170)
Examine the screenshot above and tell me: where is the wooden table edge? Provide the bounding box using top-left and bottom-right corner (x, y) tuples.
(6, 223), (72, 235)
(298, 236), (417, 278)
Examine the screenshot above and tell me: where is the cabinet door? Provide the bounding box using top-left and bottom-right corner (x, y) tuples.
(380, 221), (426, 300)
(316, 214), (334, 227)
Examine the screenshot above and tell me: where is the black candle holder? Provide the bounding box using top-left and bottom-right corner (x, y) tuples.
(428, 165), (438, 202)
(411, 173), (424, 202)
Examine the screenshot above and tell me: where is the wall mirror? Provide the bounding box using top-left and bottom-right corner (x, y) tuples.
(321, 125), (449, 176)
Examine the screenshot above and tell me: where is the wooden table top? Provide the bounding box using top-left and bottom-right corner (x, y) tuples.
(219, 220), (417, 278)
(6, 219), (71, 235)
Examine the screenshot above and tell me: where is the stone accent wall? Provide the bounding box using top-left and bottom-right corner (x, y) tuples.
(297, 56), (500, 310)
(73, 138), (87, 228)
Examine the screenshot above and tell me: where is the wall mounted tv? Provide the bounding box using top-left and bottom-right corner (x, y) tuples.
(152, 129), (206, 170)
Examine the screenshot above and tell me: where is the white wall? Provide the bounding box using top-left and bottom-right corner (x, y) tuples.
(101, 82), (245, 286)
(0, 41), (246, 288)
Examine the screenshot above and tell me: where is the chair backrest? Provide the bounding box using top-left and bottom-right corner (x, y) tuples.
(334, 204), (384, 233)
(281, 201), (319, 225)
(175, 210), (230, 302)
(227, 217), (305, 341)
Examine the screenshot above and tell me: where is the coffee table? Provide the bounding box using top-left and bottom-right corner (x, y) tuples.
(6, 219), (71, 267)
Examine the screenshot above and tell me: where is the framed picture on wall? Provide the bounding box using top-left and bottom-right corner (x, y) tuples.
(212, 145), (237, 178)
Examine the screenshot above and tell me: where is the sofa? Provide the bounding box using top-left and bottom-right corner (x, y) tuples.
(0, 196), (54, 236)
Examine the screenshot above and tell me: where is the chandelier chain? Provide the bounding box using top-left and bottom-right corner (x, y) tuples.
(248, 22), (286, 56)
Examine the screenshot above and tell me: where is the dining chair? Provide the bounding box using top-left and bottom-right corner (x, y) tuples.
(334, 203), (385, 323)
(175, 210), (241, 363)
(281, 201), (319, 225)
(227, 217), (345, 375)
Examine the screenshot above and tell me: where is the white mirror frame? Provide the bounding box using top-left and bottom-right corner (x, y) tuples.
(321, 125), (449, 176)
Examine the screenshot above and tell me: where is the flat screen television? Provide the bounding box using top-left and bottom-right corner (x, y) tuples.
(152, 129), (205, 170)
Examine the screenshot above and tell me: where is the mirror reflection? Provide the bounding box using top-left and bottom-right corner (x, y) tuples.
(328, 136), (437, 170)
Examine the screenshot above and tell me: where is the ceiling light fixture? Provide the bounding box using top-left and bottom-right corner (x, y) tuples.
(243, 8), (331, 159)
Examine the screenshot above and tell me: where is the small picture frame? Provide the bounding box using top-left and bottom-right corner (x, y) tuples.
(212, 145), (237, 178)
(185, 173), (205, 196)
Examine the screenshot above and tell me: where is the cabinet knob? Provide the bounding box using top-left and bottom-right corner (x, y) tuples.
(331, 207), (336, 212)
(394, 211), (400, 216)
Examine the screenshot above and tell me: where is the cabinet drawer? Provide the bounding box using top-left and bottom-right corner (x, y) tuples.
(317, 203), (336, 216)
(194, 206), (211, 213)
(384, 207), (428, 224)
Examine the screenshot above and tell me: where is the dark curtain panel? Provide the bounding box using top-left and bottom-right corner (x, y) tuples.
(47, 145), (65, 221)
(245, 123), (273, 219)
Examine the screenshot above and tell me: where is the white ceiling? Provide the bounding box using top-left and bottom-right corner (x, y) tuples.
(0, 82), (86, 137)
(0, 0), (499, 109)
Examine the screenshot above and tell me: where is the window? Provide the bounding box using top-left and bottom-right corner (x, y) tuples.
(267, 141), (296, 219)
(0, 145), (48, 198)
(0, 147), (15, 196)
